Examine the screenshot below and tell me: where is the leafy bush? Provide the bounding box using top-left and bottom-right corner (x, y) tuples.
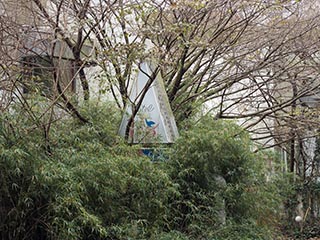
(0, 101), (177, 239)
(166, 117), (286, 239)
(0, 102), (288, 239)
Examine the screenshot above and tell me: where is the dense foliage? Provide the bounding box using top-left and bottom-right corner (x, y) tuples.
(0, 102), (287, 239)
(167, 117), (286, 239)
(0, 102), (176, 239)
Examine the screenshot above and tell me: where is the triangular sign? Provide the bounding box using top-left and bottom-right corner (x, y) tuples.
(118, 62), (179, 143)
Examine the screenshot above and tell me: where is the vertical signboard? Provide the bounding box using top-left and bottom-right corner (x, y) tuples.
(118, 62), (179, 143)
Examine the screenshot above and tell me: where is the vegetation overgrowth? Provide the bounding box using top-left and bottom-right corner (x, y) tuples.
(0, 101), (291, 239)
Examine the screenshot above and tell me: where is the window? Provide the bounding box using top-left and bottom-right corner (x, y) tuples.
(20, 54), (76, 97)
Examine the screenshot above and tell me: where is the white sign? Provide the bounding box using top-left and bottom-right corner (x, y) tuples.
(119, 62), (179, 143)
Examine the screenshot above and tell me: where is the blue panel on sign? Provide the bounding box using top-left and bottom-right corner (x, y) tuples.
(140, 148), (168, 162)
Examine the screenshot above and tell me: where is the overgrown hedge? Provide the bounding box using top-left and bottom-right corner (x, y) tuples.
(0, 101), (287, 239)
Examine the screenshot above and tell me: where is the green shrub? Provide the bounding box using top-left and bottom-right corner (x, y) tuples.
(166, 117), (285, 239)
(0, 102), (288, 239)
(0, 101), (178, 239)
